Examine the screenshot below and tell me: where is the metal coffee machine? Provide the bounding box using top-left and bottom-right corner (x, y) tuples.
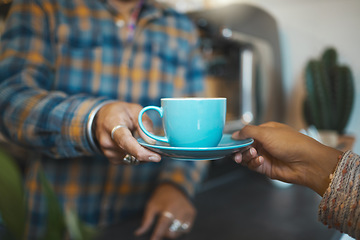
(187, 3), (285, 132)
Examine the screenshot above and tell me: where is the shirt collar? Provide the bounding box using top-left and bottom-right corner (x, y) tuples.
(99, 0), (168, 22)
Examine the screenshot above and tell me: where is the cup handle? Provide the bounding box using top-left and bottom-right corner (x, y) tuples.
(138, 106), (168, 143)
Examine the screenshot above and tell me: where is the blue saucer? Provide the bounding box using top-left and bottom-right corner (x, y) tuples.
(137, 134), (254, 161)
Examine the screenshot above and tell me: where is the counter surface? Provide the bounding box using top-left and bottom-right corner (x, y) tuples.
(99, 161), (341, 240)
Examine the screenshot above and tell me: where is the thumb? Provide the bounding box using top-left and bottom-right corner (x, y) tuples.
(232, 124), (261, 140)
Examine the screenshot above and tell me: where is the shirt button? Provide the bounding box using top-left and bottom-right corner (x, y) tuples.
(116, 20), (125, 28)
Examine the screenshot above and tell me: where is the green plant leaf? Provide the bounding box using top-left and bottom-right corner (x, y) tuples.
(321, 47), (337, 73)
(337, 66), (355, 133)
(38, 168), (66, 240)
(321, 48), (339, 129)
(65, 209), (98, 240)
(304, 47), (355, 133)
(0, 148), (26, 240)
(305, 60), (331, 129)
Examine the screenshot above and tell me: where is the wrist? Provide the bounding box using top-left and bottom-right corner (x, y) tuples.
(86, 100), (115, 154)
(308, 144), (343, 196)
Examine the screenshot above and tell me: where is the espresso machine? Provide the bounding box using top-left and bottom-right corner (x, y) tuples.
(187, 3), (285, 132)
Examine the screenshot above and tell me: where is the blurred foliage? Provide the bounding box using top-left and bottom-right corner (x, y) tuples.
(0, 148), (26, 240)
(0, 147), (98, 240)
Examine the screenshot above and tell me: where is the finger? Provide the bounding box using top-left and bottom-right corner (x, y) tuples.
(166, 211), (195, 239)
(135, 207), (157, 236)
(102, 145), (125, 158)
(112, 126), (161, 162)
(234, 152), (242, 164)
(247, 155), (265, 170)
(166, 218), (192, 239)
(166, 222), (182, 239)
(262, 121), (282, 128)
(178, 215), (195, 234)
(150, 214), (173, 240)
(137, 114), (156, 145)
(233, 145), (251, 163)
(250, 156), (269, 176)
(240, 147), (258, 165)
(101, 142), (128, 165)
(232, 125), (262, 141)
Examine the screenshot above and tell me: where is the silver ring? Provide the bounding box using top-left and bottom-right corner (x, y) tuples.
(180, 222), (190, 231)
(169, 219), (182, 232)
(122, 154), (140, 165)
(162, 211), (174, 220)
(169, 219), (190, 233)
(111, 125), (127, 140)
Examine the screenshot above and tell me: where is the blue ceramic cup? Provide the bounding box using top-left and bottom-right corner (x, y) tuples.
(138, 98), (226, 148)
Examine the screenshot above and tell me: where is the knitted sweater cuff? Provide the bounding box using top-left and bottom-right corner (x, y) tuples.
(318, 150), (360, 238)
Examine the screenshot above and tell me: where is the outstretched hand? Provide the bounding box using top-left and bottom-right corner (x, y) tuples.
(232, 122), (342, 196)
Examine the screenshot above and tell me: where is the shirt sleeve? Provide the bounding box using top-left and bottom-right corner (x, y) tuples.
(0, 0), (109, 158)
(318, 150), (360, 239)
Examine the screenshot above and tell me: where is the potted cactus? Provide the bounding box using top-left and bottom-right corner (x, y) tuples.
(303, 47), (355, 150)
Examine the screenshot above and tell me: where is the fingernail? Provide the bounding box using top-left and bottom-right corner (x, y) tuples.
(235, 154), (242, 163)
(149, 155), (161, 162)
(258, 156), (264, 164)
(250, 148), (257, 157)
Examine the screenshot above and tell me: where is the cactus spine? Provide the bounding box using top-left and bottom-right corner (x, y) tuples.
(304, 48), (354, 134)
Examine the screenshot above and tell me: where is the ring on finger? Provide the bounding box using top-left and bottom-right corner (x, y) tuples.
(122, 154), (140, 165)
(169, 219), (182, 232)
(111, 125), (127, 140)
(169, 219), (190, 233)
(180, 222), (190, 231)
(162, 211), (174, 220)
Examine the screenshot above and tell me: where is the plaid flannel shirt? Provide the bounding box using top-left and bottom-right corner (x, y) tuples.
(0, 0), (208, 239)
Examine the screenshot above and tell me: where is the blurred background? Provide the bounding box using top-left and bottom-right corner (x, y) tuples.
(0, 0), (359, 239)
(159, 0), (360, 153)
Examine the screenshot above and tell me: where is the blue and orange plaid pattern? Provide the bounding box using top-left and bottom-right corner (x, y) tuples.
(0, 0), (208, 239)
